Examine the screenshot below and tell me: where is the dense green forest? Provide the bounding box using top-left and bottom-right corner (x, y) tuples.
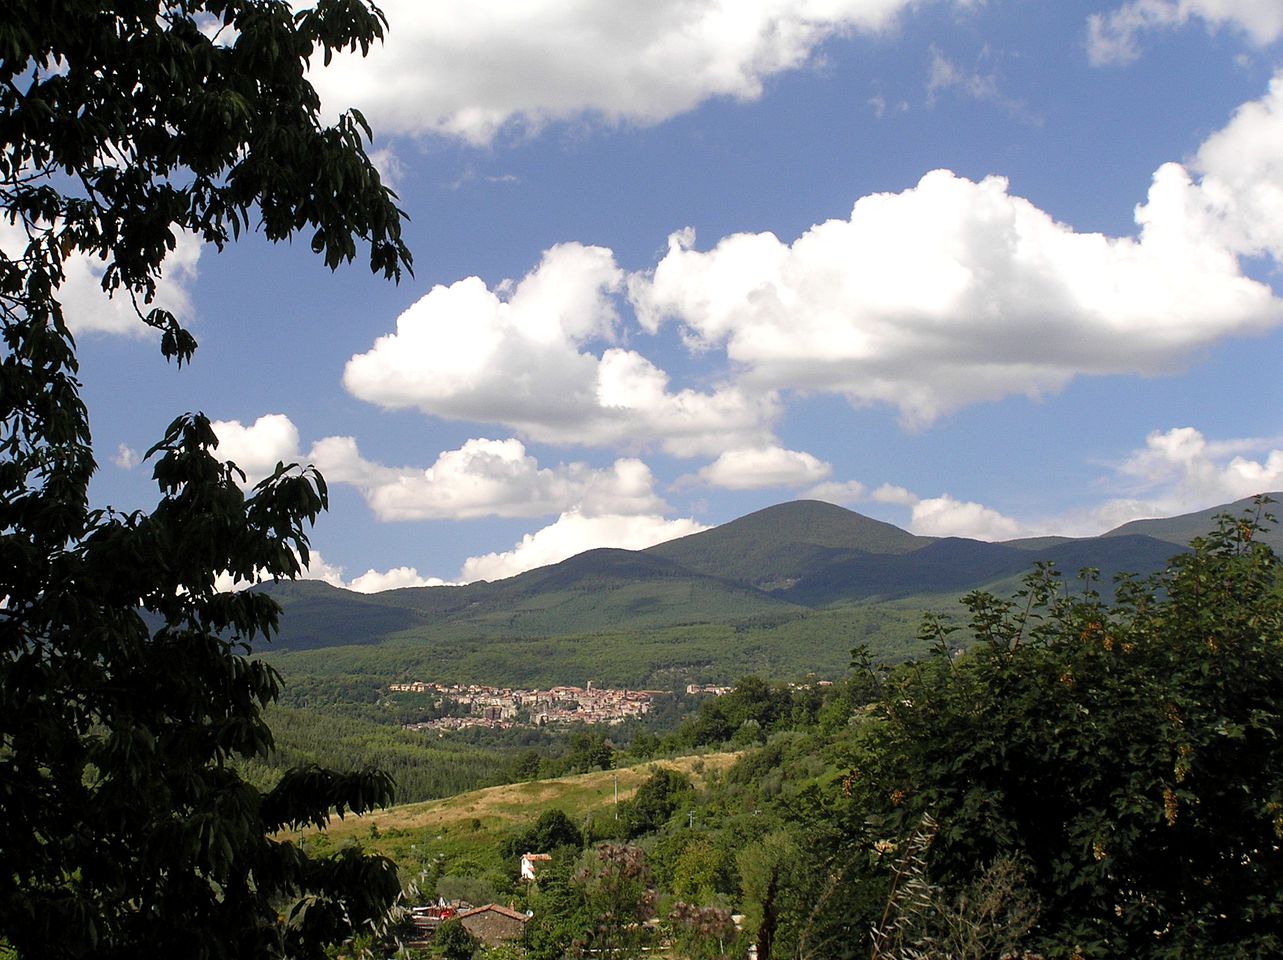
(264, 602), (925, 693)
(236, 707), (512, 803)
(246, 684), (721, 805)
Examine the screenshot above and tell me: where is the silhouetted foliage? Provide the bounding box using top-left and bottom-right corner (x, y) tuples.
(0, 2), (412, 956)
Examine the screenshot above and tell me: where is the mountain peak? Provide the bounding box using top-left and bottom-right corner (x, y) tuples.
(646, 499), (929, 587)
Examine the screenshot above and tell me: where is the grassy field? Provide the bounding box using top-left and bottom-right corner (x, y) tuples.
(301, 752), (740, 886)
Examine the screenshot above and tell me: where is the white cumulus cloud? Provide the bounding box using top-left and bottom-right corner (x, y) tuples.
(216, 551), (448, 594)
(690, 445), (832, 490)
(295, 550), (347, 589)
(809, 477), (1026, 540)
(307, 0), (962, 145)
(808, 426), (1283, 543)
(630, 158), (1282, 426)
(1003, 426), (1283, 538)
(460, 510), (707, 582)
(210, 412), (678, 523)
(294, 551), (449, 593)
(309, 434), (669, 521)
(1192, 72), (1283, 261)
(1115, 427), (1283, 509)
(343, 243), (776, 457)
(210, 414), (302, 481)
(908, 494), (1025, 540)
(345, 76), (1283, 450)
(806, 479), (927, 506)
(1088, 0), (1283, 66)
(112, 443), (140, 470)
(806, 479), (869, 503)
(346, 566), (449, 592)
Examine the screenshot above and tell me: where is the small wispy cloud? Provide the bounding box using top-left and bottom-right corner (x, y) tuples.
(112, 443), (140, 470)
(866, 93), (909, 120)
(1087, 1), (1283, 68)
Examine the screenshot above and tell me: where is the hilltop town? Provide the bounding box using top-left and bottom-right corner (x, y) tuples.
(390, 681), (671, 732)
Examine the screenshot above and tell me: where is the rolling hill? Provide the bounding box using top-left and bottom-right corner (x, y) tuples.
(259, 494), (1279, 658)
(646, 499), (929, 587)
(265, 543), (807, 651)
(1101, 493), (1283, 550)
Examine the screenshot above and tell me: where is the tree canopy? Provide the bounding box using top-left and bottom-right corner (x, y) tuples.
(847, 500), (1283, 958)
(0, 2), (412, 957)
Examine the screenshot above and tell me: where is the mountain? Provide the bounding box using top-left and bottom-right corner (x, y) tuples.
(265, 545), (802, 652)
(1101, 493), (1283, 550)
(777, 532), (1185, 606)
(234, 579), (428, 649)
(951, 534), (1191, 603)
(260, 494), (1273, 654)
(646, 499), (930, 587)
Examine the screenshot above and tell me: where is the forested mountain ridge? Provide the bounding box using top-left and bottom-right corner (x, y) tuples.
(645, 498), (930, 586)
(258, 494), (1280, 654)
(1102, 493), (1283, 547)
(261, 547), (806, 650)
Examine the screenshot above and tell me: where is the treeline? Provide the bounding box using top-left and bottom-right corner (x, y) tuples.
(247, 690), (715, 806)
(238, 706), (512, 804)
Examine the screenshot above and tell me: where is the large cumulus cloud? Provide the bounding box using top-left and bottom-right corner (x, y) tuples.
(344, 74), (1283, 448)
(343, 242), (777, 457)
(631, 163), (1281, 427)
(306, 0), (962, 144)
(460, 510), (707, 582)
(311, 435), (669, 521)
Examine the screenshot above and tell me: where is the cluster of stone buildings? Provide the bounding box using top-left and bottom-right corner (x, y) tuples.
(391, 680), (667, 732)
(686, 682), (733, 696)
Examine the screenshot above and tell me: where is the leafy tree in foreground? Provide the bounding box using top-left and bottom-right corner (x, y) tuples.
(433, 918), (479, 960)
(502, 808), (583, 862)
(618, 767), (692, 838)
(571, 844), (657, 960)
(0, 2), (411, 957)
(861, 500), (1283, 959)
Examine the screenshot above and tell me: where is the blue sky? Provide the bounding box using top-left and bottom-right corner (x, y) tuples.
(69, 0), (1283, 590)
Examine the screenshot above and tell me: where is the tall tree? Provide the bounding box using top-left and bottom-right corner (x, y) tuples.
(0, 2), (412, 957)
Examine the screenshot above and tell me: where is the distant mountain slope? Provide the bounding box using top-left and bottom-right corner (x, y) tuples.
(646, 499), (930, 587)
(976, 534), (1189, 601)
(266, 547), (800, 651)
(779, 533), (1185, 606)
(1102, 493), (1283, 550)
(780, 537), (1028, 605)
(259, 493), (1279, 655)
(262, 579), (428, 649)
(1033, 533), (1188, 580)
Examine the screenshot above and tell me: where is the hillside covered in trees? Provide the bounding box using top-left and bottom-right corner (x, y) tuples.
(261, 497), (1268, 655)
